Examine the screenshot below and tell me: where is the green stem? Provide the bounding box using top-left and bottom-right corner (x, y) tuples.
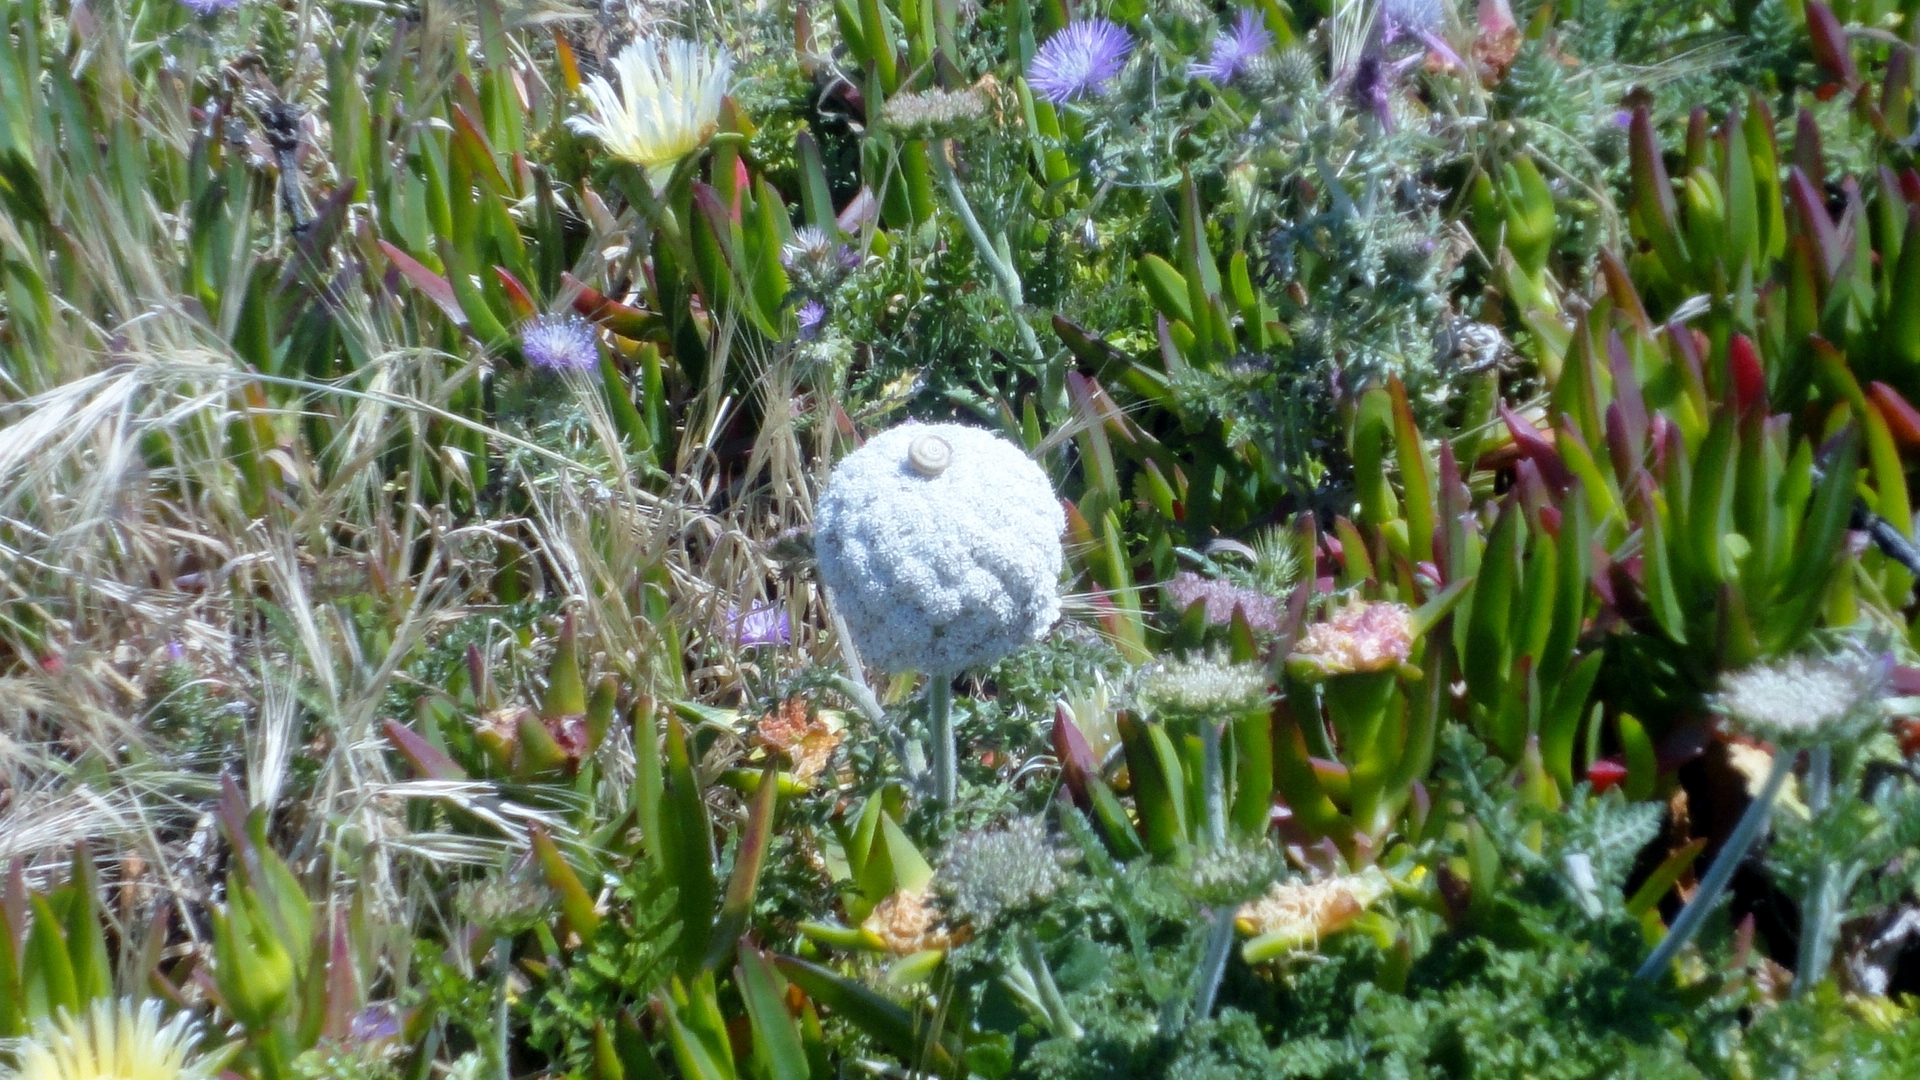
(1794, 745), (1833, 996)
(1201, 720), (1227, 848)
(929, 675), (956, 809)
(1193, 908), (1237, 1020)
(1017, 927), (1083, 1039)
(1636, 750), (1792, 982)
(929, 141), (1050, 389)
(493, 935), (512, 1080)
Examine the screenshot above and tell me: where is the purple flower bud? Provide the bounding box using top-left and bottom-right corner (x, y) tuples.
(796, 300), (827, 341)
(1193, 9), (1275, 86)
(729, 603), (791, 647)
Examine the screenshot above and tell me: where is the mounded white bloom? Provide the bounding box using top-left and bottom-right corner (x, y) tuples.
(1716, 651), (1888, 744)
(1134, 653), (1273, 722)
(5, 999), (226, 1080)
(814, 423), (1064, 674)
(566, 37), (732, 185)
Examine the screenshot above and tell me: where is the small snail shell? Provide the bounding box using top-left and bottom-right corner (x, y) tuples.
(908, 434), (952, 477)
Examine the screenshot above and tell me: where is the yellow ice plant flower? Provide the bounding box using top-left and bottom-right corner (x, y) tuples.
(4, 999), (227, 1080)
(566, 36), (732, 186)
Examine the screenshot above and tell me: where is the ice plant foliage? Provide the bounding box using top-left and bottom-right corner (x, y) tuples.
(179, 0), (239, 14)
(566, 37), (732, 184)
(519, 313), (599, 373)
(1193, 10), (1275, 85)
(813, 423), (1064, 674)
(4, 1000), (226, 1080)
(1026, 19), (1133, 104)
(1288, 599), (1414, 677)
(1716, 651), (1889, 744)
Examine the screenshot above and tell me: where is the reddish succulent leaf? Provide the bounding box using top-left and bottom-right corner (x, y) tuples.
(1053, 704), (1100, 810)
(1870, 381), (1920, 448)
(1727, 335), (1768, 415)
(1787, 166), (1842, 282)
(378, 241), (467, 326)
(324, 911), (357, 1041)
(1598, 250), (1651, 332)
(564, 273), (655, 339)
(450, 105), (510, 195)
(493, 267), (538, 322)
(1795, 108), (1828, 182)
(382, 719), (469, 781)
(1804, 3), (1858, 88)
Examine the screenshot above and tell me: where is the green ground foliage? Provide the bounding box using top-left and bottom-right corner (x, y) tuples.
(9, 0), (1920, 1078)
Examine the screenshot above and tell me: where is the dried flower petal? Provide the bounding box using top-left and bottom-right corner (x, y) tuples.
(1237, 869), (1390, 958)
(862, 888), (965, 956)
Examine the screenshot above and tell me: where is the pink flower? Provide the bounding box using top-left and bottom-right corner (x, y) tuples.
(1289, 600), (1414, 676)
(1164, 571), (1283, 634)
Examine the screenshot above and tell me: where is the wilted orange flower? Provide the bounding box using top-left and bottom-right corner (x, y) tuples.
(1289, 600), (1414, 676)
(861, 888), (966, 956)
(755, 699), (843, 783)
(1236, 869), (1390, 958)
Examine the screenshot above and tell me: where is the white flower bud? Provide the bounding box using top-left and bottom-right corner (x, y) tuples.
(814, 423), (1064, 674)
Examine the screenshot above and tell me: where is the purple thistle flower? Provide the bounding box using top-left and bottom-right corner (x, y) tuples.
(1028, 19), (1134, 105)
(796, 299), (827, 341)
(521, 313), (600, 373)
(729, 603), (792, 647)
(1164, 571), (1283, 635)
(1382, 0), (1447, 40)
(1193, 10), (1274, 86)
(349, 1005), (402, 1042)
(180, 0), (240, 13)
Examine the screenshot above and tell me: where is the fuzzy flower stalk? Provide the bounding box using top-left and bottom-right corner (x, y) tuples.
(1136, 653), (1273, 1019)
(939, 818), (1081, 1037)
(566, 37), (732, 193)
(3, 999), (228, 1080)
(813, 423), (1064, 808)
(1635, 650), (1889, 985)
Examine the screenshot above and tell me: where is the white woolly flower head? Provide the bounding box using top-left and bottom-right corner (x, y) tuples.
(5, 999), (227, 1080)
(1134, 652), (1273, 723)
(1715, 650), (1889, 745)
(566, 37), (732, 186)
(813, 423), (1064, 674)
